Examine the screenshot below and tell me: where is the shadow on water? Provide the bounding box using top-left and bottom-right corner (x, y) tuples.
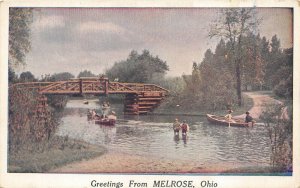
(56, 99), (271, 167)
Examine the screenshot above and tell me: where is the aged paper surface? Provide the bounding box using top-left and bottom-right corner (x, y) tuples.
(0, 0), (299, 187)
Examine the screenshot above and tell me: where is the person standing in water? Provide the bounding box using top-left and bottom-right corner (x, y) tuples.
(181, 120), (189, 136)
(173, 118), (181, 135)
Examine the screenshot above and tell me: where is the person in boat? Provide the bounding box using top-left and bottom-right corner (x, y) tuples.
(91, 109), (97, 120)
(225, 109), (233, 127)
(173, 118), (181, 135)
(245, 111), (255, 127)
(181, 120), (189, 136)
(102, 101), (110, 116)
(107, 111), (117, 120)
(87, 109), (92, 120)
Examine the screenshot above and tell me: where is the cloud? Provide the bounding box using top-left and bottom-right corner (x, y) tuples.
(25, 8), (293, 78)
(33, 15), (65, 29)
(78, 21), (127, 34)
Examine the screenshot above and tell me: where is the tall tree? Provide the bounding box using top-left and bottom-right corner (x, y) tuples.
(265, 35), (284, 88)
(9, 8), (34, 67)
(209, 8), (260, 106)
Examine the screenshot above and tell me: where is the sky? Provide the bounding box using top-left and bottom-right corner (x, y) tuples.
(16, 8), (293, 78)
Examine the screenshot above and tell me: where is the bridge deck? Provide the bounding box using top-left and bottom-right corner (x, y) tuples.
(12, 78), (168, 95)
(11, 78), (168, 115)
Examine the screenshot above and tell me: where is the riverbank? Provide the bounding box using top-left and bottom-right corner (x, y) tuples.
(8, 136), (106, 173)
(51, 150), (277, 174)
(153, 92), (254, 118)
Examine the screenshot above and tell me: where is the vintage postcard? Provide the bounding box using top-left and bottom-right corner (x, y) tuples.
(0, 0), (299, 188)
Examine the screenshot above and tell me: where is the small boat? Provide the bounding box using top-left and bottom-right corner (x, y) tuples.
(206, 114), (249, 127)
(94, 114), (116, 126)
(94, 118), (116, 126)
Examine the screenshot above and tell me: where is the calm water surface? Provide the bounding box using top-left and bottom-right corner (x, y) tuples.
(56, 99), (271, 167)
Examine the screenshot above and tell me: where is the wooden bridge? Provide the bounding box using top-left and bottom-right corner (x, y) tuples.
(13, 77), (168, 115)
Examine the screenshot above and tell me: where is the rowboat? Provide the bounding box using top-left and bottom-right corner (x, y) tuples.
(94, 118), (116, 126)
(206, 114), (249, 127)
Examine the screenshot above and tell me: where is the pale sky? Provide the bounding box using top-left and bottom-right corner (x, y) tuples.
(16, 8), (293, 78)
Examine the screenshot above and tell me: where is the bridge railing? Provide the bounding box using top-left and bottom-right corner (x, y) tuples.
(119, 83), (169, 93)
(11, 79), (169, 95)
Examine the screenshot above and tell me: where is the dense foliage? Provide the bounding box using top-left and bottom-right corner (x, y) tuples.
(106, 50), (169, 83)
(9, 8), (33, 67)
(77, 70), (96, 78)
(260, 104), (292, 171)
(179, 34), (293, 111)
(49, 72), (75, 81)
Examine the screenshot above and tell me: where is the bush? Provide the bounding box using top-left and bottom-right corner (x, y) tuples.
(260, 104), (292, 172)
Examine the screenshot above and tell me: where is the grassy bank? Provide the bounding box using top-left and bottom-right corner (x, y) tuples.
(153, 92), (254, 117)
(8, 136), (106, 173)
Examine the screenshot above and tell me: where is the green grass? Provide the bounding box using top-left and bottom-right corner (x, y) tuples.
(153, 92), (254, 117)
(8, 136), (107, 173)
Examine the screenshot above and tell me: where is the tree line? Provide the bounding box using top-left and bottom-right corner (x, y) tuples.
(184, 34), (292, 111)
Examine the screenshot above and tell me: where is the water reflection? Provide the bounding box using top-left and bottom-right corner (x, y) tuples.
(55, 99), (271, 167)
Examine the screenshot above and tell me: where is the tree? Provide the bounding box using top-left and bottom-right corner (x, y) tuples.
(9, 8), (34, 67)
(8, 67), (18, 83)
(19, 71), (35, 82)
(272, 48), (293, 99)
(49, 72), (75, 81)
(260, 104), (292, 171)
(106, 50), (169, 83)
(240, 33), (266, 90)
(209, 8), (260, 106)
(77, 70), (96, 78)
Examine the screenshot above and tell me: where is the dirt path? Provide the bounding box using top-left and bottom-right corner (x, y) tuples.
(234, 91), (283, 120)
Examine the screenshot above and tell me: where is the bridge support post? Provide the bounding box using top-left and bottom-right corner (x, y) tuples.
(105, 79), (109, 96)
(124, 92), (164, 115)
(79, 79), (83, 94)
(124, 94), (139, 115)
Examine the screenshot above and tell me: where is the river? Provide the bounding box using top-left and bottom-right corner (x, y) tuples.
(55, 98), (271, 168)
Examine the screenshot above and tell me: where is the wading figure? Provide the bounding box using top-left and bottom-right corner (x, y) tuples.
(181, 120), (189, 136)
(173, 118), (181, 135)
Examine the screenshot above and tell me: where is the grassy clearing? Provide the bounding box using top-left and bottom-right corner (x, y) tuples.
(8, 136), (106, 173)
(153, 92), (254, 117)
